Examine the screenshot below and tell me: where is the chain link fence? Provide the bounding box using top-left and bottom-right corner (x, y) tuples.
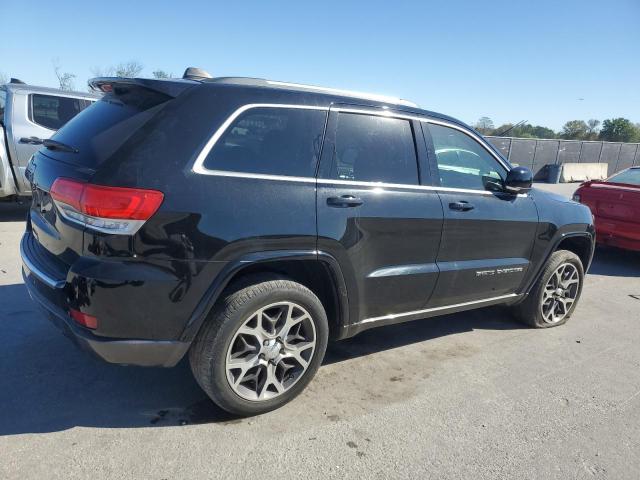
(485, 136), (640, 179)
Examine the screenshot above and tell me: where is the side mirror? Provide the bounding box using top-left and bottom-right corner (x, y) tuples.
(504, 166), (533, 194)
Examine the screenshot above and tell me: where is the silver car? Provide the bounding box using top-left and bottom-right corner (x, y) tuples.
(0, 80), (99, 198)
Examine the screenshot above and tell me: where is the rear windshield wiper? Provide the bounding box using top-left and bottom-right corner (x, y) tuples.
(42, 139), (79, 154)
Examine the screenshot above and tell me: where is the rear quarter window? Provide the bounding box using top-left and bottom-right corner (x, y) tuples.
(203, 107), (327, 178)
(30, 94), (91, 130)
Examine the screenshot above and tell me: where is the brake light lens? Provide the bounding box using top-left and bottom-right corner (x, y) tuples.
(50, 178), (164, 235)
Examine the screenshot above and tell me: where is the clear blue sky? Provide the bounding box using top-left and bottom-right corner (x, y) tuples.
(1, 0), (638, 131)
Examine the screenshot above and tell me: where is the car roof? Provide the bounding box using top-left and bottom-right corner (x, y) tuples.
(206, 77), (419, 107)
(2, 82), (100, 99)
(202, 76), (464, 126)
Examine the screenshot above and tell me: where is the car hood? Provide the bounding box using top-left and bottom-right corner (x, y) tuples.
(530, 187), (577, 204)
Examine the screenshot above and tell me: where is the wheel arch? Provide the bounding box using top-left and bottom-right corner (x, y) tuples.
(522, 231), (594, 297)
(555, 234), (594, 271)
(180, 250), (350, 343)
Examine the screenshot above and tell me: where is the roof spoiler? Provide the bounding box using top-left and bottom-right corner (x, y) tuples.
(88, 77), (196, 98)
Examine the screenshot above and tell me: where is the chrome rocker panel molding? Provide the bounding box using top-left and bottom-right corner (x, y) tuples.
(347, 293), (522, 336)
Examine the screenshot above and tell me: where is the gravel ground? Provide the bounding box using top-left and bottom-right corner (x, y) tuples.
(1, 184), (639, 480)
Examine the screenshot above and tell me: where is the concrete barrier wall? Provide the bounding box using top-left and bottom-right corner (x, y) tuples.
(485, 136), (640, 178)
(560, 163), (608, 182)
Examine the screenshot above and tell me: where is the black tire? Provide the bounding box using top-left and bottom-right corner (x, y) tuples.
(189, 278), (329, 416)
(513, 249), (585, 328)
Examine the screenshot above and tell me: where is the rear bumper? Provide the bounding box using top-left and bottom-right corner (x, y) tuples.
(21, 233), (190, 367)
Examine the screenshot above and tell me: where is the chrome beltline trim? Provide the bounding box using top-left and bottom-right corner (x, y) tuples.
(187, 170), (526, 197)
(357, 293), (520, 325)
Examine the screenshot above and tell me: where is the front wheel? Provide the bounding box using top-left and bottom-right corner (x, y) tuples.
(514, 250), (585, 328)
(189, 279), (329, 416)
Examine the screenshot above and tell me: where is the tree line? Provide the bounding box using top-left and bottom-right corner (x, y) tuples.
(3, 61), (638, 144)
(475, 116), (640, 143)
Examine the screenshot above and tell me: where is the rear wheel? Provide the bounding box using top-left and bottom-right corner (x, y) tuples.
(189, 279), (328, 416)
(514, 250), (584, 328)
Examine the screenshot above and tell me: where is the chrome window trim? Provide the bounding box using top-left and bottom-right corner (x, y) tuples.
(191, 103), (329, 176)
(316, 178), (499, 196)
(356, 293), (520, 326)
(191, 103), (521, 196)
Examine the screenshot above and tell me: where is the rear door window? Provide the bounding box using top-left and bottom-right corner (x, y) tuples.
(203, 107), (327, 178)
(29, 94), (89, 130)
(328, 112), (419, 185)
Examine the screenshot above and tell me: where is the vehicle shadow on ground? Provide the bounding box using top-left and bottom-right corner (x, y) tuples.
(588, 246), (640, 278)
(0, 246), (633, 435)
(0, 282), (524, 436)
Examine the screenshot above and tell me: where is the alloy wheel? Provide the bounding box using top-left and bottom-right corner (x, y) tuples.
(225, 301), (317, 401)
(541, 263), (580, 324)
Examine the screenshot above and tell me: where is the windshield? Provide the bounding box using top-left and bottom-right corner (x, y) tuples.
(607, 168), (640, 186)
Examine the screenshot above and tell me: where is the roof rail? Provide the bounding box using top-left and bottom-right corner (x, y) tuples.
(265, 80), (419, 108)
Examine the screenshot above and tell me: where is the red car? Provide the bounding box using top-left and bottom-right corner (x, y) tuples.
(573, 167), (640, 251)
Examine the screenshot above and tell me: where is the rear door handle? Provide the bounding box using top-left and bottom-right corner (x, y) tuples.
(449, 201), (474, 211)
(327, 195), (363, 208)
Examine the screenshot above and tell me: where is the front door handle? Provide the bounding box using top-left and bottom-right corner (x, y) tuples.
(327, 195), (363, 208)
(449, 201), (474, 211)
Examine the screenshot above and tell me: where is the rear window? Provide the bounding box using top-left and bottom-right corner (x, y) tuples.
(203, 107), (327, 177)
(44, 86), (171, 168)
(607, 168), (640, 186)
(30, 94), (91, 130)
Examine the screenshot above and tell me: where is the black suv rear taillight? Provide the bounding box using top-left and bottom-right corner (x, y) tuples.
(50, 178), (164, 235)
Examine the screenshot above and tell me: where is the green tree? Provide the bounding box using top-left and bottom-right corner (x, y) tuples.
(599, 118), (637, 142)
(561, 120), (588, 140)
(493, 123), (513, 136)
(585, 119), (600, 140)
(474, 116), (494, 134)
(531, 126), (556, 139)
(152, 70), (171, 79)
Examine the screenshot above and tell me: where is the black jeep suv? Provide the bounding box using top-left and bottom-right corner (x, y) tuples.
(21, 69), (595, 415)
